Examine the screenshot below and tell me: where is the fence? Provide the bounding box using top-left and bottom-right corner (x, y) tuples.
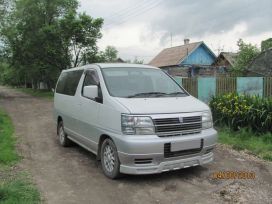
(174, 77), (272, 102)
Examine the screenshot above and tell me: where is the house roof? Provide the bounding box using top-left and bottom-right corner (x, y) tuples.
(219, 52), (238, 66)
(247, 48), (272, 76)
(115, 58), (125, 63)
(149, 42), (203, 67)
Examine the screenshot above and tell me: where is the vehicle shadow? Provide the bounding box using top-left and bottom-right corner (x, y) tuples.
(119, 165), (209, 183)
(71, 142), (211, 183)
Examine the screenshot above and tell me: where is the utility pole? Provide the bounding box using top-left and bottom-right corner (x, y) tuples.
(170, 32), (172, 47)
(215, 46), (224, 55)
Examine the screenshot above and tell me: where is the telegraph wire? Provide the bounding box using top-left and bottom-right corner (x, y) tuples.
(104, 0), (163, 28)
(104, 0), (158, 23)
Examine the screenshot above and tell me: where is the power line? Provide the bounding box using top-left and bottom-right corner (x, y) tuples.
(156, 1), (262, 45)
(104, 1), (159, 27)
(104, 1), (161, 27)
(104, 0), (158, 23)
(104, 0), (147, 19)
(104, 0), (163, 29)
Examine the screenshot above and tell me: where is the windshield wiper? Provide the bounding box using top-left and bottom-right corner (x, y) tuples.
(165, 92), (187, 96)
(127, 92), (167, 98)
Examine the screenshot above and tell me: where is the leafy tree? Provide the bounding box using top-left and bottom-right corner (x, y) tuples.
(0, 0), (103, 89)
(125, 57), (144, 64)
(0, 0), (12, 28)
(132, 57), (144, 64)
(103, 46), (118, 62)
(81, 46), (118, 64)
(232, 39), (260, 74)
(60, 12), (103, 67)
(261, 38), (272, 52)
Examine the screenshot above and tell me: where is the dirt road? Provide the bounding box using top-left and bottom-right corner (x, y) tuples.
(0, 86), (271, 204)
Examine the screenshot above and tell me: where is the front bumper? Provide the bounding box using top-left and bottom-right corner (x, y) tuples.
(114, 128), (217, 175)
(120, 152), (214, 175)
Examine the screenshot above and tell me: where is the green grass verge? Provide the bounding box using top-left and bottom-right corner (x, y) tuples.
(16, 88), (53, 99)
(0, 175), (40, 204)
(218, 128), (272, 161)
(0, 108), (41, 204)
(0, 110), (18, 165)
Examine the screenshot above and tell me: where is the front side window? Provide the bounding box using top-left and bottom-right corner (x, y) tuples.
(101, 67), (188, 98)
(56, 70), (83, 96)
(83, 70), (99, 86)
(82, 70), (102, 100)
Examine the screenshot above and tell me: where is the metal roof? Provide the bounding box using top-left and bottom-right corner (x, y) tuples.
(149, 42), (203, 67)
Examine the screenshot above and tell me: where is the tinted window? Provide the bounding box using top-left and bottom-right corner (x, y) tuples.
(82, 70), (102, 99)
(56, 70), (83, 96)
(83, 70), (99, 86)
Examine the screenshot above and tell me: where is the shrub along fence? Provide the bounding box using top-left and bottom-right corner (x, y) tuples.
(174, 77), (272, 102)
(209, 93), (272, 133)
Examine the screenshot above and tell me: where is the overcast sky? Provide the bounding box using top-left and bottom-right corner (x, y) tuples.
(78, 0), (272, 63)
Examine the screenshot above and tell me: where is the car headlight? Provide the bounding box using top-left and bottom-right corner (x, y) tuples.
(121, 114), (155, 135)
(202, 111), (213, 129)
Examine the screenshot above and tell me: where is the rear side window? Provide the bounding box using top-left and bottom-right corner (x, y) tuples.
(56, 70), (83, 96)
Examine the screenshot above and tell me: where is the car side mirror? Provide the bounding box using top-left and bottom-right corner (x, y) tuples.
(83, 85), (98, 99)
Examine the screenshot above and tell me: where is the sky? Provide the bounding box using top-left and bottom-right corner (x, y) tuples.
(78, 0), (272, 63)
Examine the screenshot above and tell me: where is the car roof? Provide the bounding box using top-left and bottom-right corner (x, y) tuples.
(95, 63), (158, 69)
(61, 63), (159, 73)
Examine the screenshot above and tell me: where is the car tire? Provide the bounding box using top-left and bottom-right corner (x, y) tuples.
(57, 121), (72, 147)
(101, 138), (121, 179)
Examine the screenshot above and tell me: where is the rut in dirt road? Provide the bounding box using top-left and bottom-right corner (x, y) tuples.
(0, 86), (271, 204)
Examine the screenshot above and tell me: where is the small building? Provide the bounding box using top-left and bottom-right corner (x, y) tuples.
(213, 52), (238, 74)
(246, 48), (272, 76)
(149, 39), (216, 77)
(115, 58), (125, 63)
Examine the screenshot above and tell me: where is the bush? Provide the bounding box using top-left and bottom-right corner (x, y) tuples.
(210, 93), (272, 133)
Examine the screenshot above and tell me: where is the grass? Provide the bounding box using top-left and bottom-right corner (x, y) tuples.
(0, 175), (40, 204)
(218, 127), (272, 161)
(16, 88), (53, 99)
(0, 108), (41, 204)
(0, 110), (18, 165)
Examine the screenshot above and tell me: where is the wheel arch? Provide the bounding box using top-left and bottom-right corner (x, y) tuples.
(97, 134), (112, 160)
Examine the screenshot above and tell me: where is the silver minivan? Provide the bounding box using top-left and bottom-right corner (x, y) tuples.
(54, 63), (217, 179)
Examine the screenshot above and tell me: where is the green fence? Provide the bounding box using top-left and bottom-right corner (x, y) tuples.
(174, 77), (272, 102)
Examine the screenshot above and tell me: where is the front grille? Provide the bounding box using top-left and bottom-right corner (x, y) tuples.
(153, 116), (202, 136)
(164, 139), (203, 158)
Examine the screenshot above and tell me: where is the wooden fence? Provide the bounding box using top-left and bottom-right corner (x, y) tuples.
(216, 77), (236, 95)
(264, 77), (272, 97)
(176, 77), (272, 100)
(182, 78), (198, 97)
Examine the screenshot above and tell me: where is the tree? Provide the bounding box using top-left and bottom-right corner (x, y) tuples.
(232, 39), (260, 74)
(132, 57), (144, 64)
(81, 46), (118, 64)
(103, 46), (118, 62)
(125, 57), (144, 64)
(0, 0), (103, 89)
(60, 12), (103, 67)
(261, 38), (272, 52)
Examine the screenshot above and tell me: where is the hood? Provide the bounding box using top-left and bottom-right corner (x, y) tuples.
(114, 96), (209, 114)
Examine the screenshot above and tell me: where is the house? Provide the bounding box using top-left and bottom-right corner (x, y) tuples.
(115, 58), (125, 63)
(213, 52), (238, 74)
(246, 48), (272, 76)
(149, 39), (216, 77)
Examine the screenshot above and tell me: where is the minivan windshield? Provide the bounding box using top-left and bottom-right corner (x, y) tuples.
(101, 67), (188, 98)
